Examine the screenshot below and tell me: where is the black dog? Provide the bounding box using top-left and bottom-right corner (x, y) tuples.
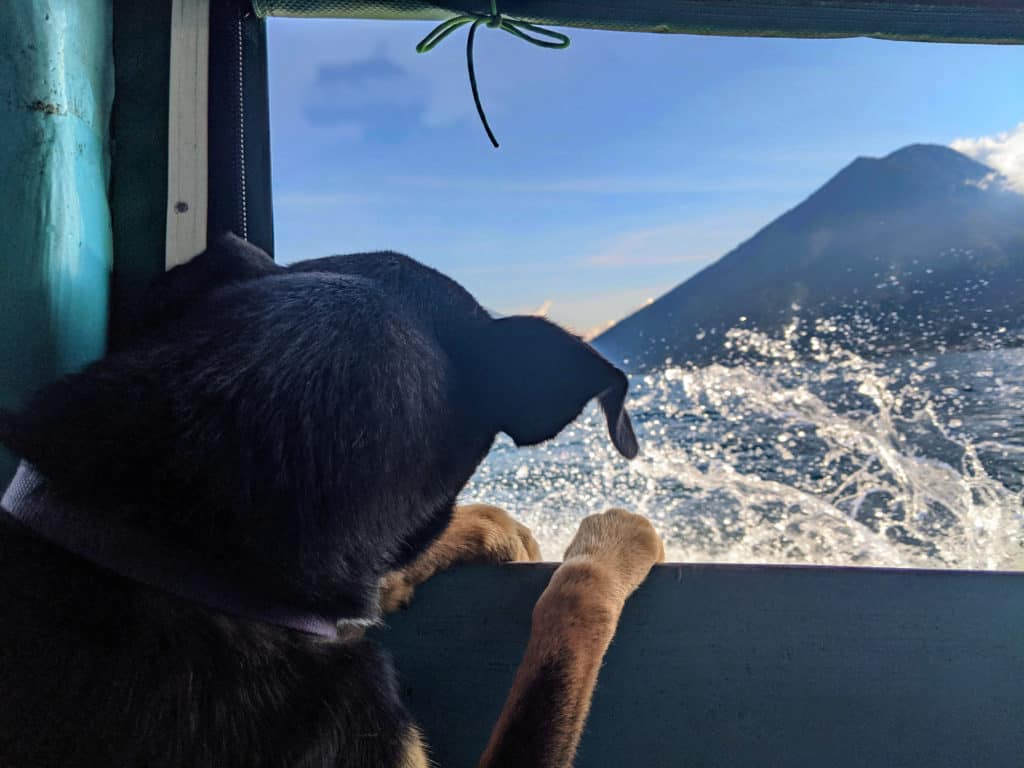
(0, 234), (661, 767)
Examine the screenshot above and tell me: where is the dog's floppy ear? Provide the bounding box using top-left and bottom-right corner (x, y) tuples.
(132, 232), (280, 338)
(482, 316), (639, 459)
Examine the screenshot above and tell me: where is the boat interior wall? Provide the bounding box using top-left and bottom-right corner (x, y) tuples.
(371, 563), (1024, 767)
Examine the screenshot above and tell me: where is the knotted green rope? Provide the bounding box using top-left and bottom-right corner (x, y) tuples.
(416, 1), (570, 148)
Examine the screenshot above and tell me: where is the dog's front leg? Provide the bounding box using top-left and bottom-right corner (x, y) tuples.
(380, 503), (541, 613)
(478, 508), (664, 768)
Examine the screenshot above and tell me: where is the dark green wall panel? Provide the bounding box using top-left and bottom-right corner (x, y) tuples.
(109, 0), (172, 349)
(371, 563), (1024, 767)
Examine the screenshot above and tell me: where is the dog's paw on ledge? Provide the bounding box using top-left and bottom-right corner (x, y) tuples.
(561, 508), (666, 602)
(380, 503), (542, 613)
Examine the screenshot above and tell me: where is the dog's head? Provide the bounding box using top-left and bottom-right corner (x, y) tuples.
(0, 234), (637, 618)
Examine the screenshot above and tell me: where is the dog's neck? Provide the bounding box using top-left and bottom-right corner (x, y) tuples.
(1, 462), (371, 639)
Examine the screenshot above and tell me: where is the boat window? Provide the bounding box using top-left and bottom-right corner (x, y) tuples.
(267, 16), (1024, 570)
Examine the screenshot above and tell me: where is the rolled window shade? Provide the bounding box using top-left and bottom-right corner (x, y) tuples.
(251, 0), (1024, 44)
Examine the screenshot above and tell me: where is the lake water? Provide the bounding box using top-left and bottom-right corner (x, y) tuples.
(461, 321), (1024, 570)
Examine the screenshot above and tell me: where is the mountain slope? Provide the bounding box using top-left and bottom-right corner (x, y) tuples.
(595, 144), (1024, 368)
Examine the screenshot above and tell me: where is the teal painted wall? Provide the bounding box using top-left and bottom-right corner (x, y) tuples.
(0, 1), (114, 484)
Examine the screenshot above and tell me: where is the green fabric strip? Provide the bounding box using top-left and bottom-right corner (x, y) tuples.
(252, 0), (1024, 43)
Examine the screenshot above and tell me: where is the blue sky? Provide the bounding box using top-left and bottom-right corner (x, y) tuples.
(267, 18), (1023, 336)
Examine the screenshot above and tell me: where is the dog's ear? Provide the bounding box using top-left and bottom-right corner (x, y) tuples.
(133, 232), (280, 339)
(482, 316), (639, 459)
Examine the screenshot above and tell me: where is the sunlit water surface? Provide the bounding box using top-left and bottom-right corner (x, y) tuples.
(461, 322), (1024, 569)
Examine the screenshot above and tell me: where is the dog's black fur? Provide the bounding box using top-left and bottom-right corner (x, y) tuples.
(0, 234), (636, 767)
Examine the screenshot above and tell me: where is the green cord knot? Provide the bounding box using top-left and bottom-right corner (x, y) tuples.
(416, 0), (571, 148)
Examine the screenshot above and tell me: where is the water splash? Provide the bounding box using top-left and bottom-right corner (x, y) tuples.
(461, 319), (1024, 570)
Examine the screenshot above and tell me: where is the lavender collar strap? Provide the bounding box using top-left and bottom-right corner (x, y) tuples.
(1, 462), (342, 639)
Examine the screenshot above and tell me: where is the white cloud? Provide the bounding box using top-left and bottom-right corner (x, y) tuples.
(951, 122), (1024, 193)
(501, 288), (665, 340)
(530, 299), (553, 317)
(268, 17), (576, 138)
(582, 211), (773, 268)
(586, 225), (714, 267)
(274, 191), (380, 208)
(386, 174), (791, 195)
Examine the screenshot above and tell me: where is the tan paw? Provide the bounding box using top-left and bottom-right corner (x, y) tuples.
(379, 571), (418, 614)
(380, 503), (541, 613)
(445, 503), (542, 564)
(563, 508), (665, 598)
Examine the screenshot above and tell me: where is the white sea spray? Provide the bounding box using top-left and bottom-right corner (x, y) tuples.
(462, 321), (1024, 570)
